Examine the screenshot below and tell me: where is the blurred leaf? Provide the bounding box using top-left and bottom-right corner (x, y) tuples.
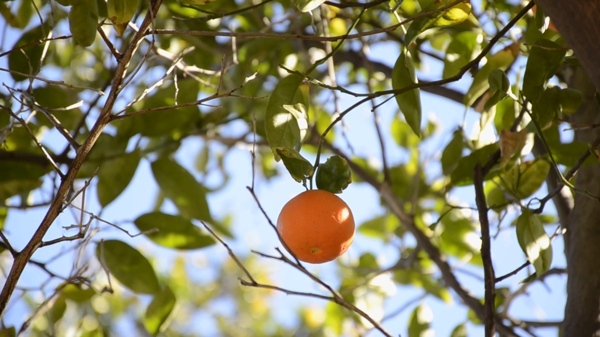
(391, 118), (420, 148)
(392, 50), (422, 136)
(531, 86), (560, 130)
(405, 0), (472, 45)
(484, 180), (508, 212)
(33, 86), (82, 130)
(0, 327), (15, 337)
(96, 240), (161, 294)
(559, 87), (583, 115)
(494, 95), (518, 132)
(291, 0), (325, 12)
(0, 207), (6, 230)
(483, 69), (510, 112)
(46, 295), (66, 324)
(69, 0), (99, 47)
(265, 74), (307, 161)
(441, 129), (464, 175)
(408, 303), (433, 337)
(97, 150), (141, 207)
(61, 283), (96, 303)
(497, 159), (550, 199)
(440, 215), (482, 265)
(78, 133), (129, 178)
(358, 215), (401, 240)
(276, 147), (314, 183)
(151, 157), (215, 224)
(0, 161), (48, 201)
(8, 24), (46, 81)
(450, 143), (499, 186)
(516, 209), (553, 276)
(443, 31), (479, 78)
(144, 286), (176, 336)
(107, 0), (139, 36)
(464, 43), (519, 108)
(315, 155), (351, 193)
(523, 38), (566, 102)
(450, 323), (468, 337)
(132, 79), (201, 137)
(134, 212), (215, 249)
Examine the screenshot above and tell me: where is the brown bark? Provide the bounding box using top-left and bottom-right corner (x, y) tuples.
(563, 68), (600, 337)
(533, 1), (600, 335)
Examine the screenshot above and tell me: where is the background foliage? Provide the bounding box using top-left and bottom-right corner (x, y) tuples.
(0, 0), (590, 335)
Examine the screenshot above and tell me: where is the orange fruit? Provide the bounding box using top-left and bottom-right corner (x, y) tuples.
(276, 190), (355, 264)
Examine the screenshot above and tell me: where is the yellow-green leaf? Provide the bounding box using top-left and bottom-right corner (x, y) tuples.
(516, 209), (553, 276)
(144, 286), (176, 336)
(134, 212), (215, 250)
(265, 75), (308, 161)
(276, 147), (314, 183)
(392, 50), (422, 136)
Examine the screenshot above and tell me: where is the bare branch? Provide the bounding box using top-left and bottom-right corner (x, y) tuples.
(474, 163), (497, 336)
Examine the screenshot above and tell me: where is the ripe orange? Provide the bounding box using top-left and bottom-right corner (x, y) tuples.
(276, 190), (355, 264)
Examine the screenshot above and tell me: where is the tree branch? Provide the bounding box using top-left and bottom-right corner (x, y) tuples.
(474, 163), (496, 337)
(0, 0), (164, 316)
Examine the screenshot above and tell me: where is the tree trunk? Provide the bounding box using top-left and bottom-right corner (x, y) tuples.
(534, 1), (600, 335)
(563, 68), (600, 337)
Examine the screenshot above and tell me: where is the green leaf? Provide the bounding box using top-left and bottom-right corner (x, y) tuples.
(392, 50), (422, 136)
(291, 0), (325, 12)
(33, 86), (82, 130)
(522, 38), (566, 101)
(497, 159), (550, 200)
(559, 88), (583, 115)
(484, 180), (508, 212)
(408, 304), (433, 337)
(440, 215), (482, 265)
(265, 74), (307, 161)
(134, 212), (215, 249)
(405, 0), (472, 45)
(443, 31), (480, 78)
(483, 69), (510, 112)
(441, 129), (464, 175)
(391, 118), (420, 148)
(150, 158), (226, 233)
(132, 79), (201, 137)
(0, 326), (16, 337)
(8, 25), (46, 81)
(276, 147), (314, 183)
(0, 161), (49, 201)
(69, 0), (99, 47)
(96, 240), (161, 294)
(358, 215), (401, 240)
(494, 95), (518, 132)
(0, 207), (6, 230)
(450, 143), (499, 186)
(516, 209), (553, 276)
(97, 150), (142, 207)
(450, 324), (468, 337)
(61, 283), (96, 303)
(144, 286), (176, 336)
(107, 0), (139, 36)
(315, 155), (352, 193)
(464, 43), (518, 108)
(531, 86), (560, 129)
(46, 295), (66, 324)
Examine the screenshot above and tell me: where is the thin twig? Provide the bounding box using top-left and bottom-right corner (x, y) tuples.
(474, 163), (496, 336)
